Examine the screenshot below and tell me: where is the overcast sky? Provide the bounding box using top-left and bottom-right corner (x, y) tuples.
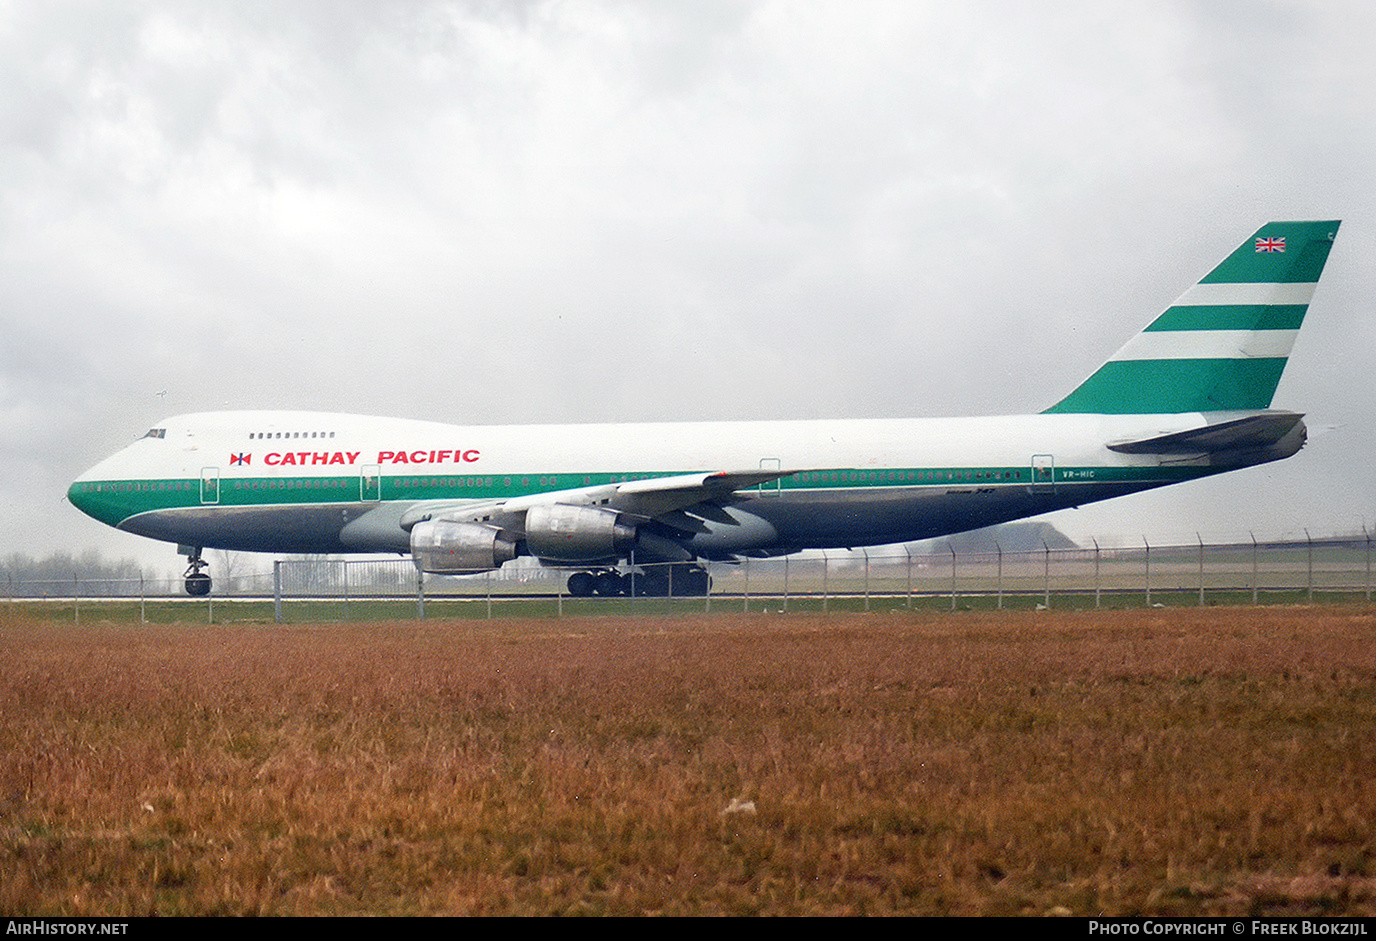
(3, 0), (1374, 574)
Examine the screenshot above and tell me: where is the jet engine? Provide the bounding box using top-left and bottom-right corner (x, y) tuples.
(524, 504), (637, 562)
(410, 519), (518, 573)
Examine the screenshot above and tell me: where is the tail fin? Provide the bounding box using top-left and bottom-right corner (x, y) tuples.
(1043, 220), (1340, 414)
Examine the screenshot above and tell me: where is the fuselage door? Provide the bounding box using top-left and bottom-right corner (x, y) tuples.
(758, 458), (782, 496)
(361, 464), (381, 502)
(1031, 454), (1055, 494)
(200, 467), (220, 505)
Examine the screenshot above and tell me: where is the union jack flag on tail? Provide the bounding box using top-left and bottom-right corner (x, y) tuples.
(1255, 236), (1285, 253)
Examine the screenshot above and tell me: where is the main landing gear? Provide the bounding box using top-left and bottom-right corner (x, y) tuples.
(566, 564), (711, 597)
(183, 548), (211, 596)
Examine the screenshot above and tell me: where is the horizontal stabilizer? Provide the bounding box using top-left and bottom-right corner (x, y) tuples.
(1107, 411), (1305, 454)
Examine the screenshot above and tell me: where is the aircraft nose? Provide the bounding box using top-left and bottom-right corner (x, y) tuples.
(68, 464), (129, 528)
(68, 476), (99, 521)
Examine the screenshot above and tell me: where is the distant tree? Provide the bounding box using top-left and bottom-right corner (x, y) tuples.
(280, 554), (343, 592)
(916, 522), (1080, 555)
(211, 549), (266, 595)
(1, 550), (158, 597)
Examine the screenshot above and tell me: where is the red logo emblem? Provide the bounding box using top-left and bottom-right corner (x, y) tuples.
(230, 453), (251, 465)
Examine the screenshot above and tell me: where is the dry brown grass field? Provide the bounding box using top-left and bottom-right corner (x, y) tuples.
(3, 605), (1375, 916)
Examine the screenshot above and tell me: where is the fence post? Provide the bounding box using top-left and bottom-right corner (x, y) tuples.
(273, 560), (283, 623)
(822, 551), (829, 615)
(1042, 539), (1050, 609)
(1144, 537), (1151, 607)
(905, 546), (913, 610)
(416, 570), (425, 619)
(949, 546), (956, 612)
(73, 575), (79, 625)
(742, 557), (749, 614)
(783, 554), (789, 613)
(1359, 522), (1370, 602)
(863, 549), (871, 613)
(1251, 532), (1259, 605)
(140, 575), (146, 624)
(1093, 538), (1101, 609)
(1198, 532), (1205, 607)
(996, 541), (1003, 610)
(1305, 528), (1314, 604)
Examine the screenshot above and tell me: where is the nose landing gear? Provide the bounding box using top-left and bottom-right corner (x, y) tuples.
(182, 548), (211, 596)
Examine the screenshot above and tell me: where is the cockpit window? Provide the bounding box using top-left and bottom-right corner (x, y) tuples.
(143, 428), (166, 439)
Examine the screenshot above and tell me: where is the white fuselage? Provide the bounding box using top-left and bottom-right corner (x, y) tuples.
(69, 409), (1279, 559)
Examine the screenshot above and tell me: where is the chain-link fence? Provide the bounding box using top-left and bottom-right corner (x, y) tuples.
(5, 533), (1374, 623)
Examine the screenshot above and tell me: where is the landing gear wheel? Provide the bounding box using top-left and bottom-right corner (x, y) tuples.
(183, 549), (211, 596)
(566, 566), (710, 598)
(594, 570), (625, 596)
(667, 564), (711, 596)
(632, 571), (669, 596)
(567, 572), (595, 597)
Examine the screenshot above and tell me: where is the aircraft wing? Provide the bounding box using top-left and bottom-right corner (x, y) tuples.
(599, 470), (790, 520)
(398, 469), (793, 533)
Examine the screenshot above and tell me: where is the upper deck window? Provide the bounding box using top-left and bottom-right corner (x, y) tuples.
(249, 429), (337, 440)
(143, 428), (166, 439)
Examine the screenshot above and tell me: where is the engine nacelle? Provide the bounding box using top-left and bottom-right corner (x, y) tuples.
(410, 519), (518, 573)
(524, 504), (637, 562)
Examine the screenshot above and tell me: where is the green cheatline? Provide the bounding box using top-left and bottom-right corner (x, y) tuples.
(69, 461), (1220, 528)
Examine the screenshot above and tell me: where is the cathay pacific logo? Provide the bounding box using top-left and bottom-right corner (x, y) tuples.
(1255, 236), (1285, 253)
(225, 449), (483, 467)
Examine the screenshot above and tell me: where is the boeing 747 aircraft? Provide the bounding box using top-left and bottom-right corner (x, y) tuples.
(69, 220), (1340, 596)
